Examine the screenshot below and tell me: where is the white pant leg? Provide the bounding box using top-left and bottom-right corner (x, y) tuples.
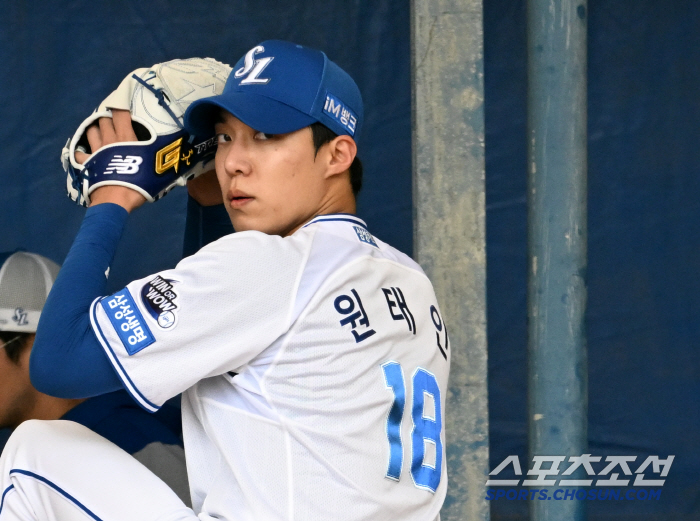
(0, 420), (198, 521)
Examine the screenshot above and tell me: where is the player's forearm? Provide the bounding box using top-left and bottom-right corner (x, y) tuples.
(30, 204), (126, 398)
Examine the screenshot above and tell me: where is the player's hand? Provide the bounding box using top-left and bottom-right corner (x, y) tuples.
(63, 58), (231, 208)
(187, 170), (224, 206)
(75, 109), (147, 212)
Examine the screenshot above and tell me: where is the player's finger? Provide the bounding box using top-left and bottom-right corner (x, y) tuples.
(99, 116), (118, 146)
(86, 124), (103, 154)
(112, 109), (138, 142)
(74, 149), (90, 164)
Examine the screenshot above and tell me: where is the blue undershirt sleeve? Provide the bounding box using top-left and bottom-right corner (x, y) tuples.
(182, 195), (234, 258)
(30, 203), (129, 399)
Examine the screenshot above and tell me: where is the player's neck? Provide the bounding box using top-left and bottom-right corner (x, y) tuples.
(317, 176), (356, 216)
(285, 182), (356, 237)
(316, 195), (356, 218)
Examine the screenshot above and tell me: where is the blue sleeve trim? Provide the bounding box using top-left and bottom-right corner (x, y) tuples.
(0, 484), (15, 515)
(90, 298), (160, 413)
(7, 470), (103, 521)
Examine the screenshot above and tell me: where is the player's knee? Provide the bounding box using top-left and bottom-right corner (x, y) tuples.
(2, 420), (76, 468)
(14, 418), (64, 439)
(3, 419), (55, 454)
(1, 420), (45, 471)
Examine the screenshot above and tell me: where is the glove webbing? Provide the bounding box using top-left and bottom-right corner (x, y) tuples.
(131, 74), (185, 130)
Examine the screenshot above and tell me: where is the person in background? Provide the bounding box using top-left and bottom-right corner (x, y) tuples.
(0, 250), (191, 505)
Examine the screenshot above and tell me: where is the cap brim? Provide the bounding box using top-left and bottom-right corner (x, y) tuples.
(184, 90), (317, 138)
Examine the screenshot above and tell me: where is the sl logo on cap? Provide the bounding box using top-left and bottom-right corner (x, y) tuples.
(235, 45), (274, 85)
(12, 308), (28, 326)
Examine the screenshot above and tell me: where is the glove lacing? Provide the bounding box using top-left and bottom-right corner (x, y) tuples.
(131, 74), (185, 131)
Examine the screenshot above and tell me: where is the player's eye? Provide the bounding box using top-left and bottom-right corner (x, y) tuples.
(254, 131), (275, 141)
(216, 133), (232, 144)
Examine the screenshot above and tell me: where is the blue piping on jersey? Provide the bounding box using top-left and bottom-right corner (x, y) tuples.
(90, 299), (160, 413)
(303, 214), (368, 229)
(0, 484), (15, 515)
(6, 470), (103, 521)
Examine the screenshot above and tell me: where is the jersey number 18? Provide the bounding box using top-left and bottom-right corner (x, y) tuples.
(382, 361), (443, 493)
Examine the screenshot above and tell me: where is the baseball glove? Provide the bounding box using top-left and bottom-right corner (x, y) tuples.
(62, 58), (231, 206)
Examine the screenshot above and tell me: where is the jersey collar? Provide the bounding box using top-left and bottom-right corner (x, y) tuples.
(303, 213), (368, 230)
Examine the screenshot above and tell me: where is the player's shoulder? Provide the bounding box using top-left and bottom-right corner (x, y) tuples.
(372, 235), (426, 275)
(285, 213), (431, 326)
(299, 213), (426, 276)
(182, 227), (308, 264)
(170, 228), (311, 292)
(197, 228), (290, 251)
(174, 213), (425, 285)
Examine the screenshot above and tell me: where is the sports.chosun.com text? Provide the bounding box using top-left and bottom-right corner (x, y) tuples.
(486, 488), (661, 501)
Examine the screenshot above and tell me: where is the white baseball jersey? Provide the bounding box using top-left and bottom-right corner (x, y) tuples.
(90, 214), (451, 521)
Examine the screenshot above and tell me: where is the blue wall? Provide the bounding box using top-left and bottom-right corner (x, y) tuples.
(486, 0), (700, 518)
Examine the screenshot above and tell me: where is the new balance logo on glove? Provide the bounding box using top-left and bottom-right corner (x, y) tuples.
(104, 155), (143, 175)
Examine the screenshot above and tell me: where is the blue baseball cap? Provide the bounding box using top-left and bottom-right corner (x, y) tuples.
(184, 40), (363, 141)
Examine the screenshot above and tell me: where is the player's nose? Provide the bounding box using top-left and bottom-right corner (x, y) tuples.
(219, 137), (253, 178)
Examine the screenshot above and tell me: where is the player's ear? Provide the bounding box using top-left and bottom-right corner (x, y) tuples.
(324, 135), (357, 178)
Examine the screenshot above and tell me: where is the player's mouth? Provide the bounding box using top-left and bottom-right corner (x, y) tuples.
(228, 190), (254, 208)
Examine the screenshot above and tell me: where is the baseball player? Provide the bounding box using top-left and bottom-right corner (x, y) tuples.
(0, 41), (450, 521)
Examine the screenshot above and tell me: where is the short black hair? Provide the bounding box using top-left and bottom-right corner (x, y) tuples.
(0, 332), (32, 364)
(310, 122), (363, 196)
